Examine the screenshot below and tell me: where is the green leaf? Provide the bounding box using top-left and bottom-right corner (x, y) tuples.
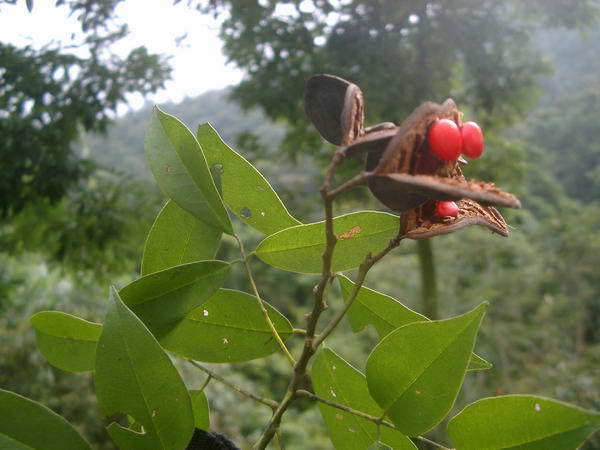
(190, 390), (210, 430)
(159, 289), (293, 362)
(198, 123), (301, 235)
(30, 311), (101, 373)
(119, 261), (229, 336)
(338, 274), (426, 337)
(256, 211), (399, 273)
(338, 275), (491, 371)
(141, 200), (222, 276)
(312, 348), (417, 450)
(448, 395), (600, 450)
(95, 287), (194, 450)
(0, 389), (91, 449)
(365, 303), (487, 436)
(145, 106), (233, 234)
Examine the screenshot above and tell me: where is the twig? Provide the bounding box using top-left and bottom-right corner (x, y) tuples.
(187, 360), (278, 409)
(296, 390), (396, 428)
(415, 435), (454, 450)
(327, 171), (368, 199)
(313, 230), (403, 349)
(235, 234), (296, 366)
(253, 150), (344, 449)
(253, 152), (404, 449)
(199, 374), (212, 392)
(296, 390), (453, 450)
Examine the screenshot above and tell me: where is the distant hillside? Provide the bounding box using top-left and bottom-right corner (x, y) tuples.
(82, 26), (600, 209)
(519, 27), (600, 203)
(84, 88), (285, 179)
(82, 88), (320, 217)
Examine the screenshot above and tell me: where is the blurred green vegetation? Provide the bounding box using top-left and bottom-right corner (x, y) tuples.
(1, 3), (600, 450)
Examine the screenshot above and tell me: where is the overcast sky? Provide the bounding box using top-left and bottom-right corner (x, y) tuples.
(0, 0), (244, 111)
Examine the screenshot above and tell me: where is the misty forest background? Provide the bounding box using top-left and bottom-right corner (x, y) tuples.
(1, 1), (600, 449)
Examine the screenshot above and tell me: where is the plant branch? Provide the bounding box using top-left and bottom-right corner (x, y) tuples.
(199, 374), (212, 392)
(415, 435), (454, 450)
(313, 228), (404, 349)
(296, 390), (453, 450)
(327, 171), (368, 200)
(296, 389), (396, 428)
(254, 153), (404, 449)
(253, 150), (344, 449)
(254, 390), (296, 449)
(234, 234), (296, 366)
(187, 360), (278, 409)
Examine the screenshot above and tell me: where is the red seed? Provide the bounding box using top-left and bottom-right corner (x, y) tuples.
(461, 121), (484, 158)
(435, 201), (459, 217)
(427, 119), (462, 161)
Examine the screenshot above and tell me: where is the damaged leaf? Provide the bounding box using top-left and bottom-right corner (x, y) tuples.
(95, 287), (194, 449)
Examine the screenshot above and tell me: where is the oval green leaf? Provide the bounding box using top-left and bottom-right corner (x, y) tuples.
(190, 389), (210, 430)
(0, 389), (91, 450)
(198, 123), (301, 235)
(119, 261), (229, 336)
(312, 348), (417, 450)
(95, 287), (194, 450)
(160, 289), (293, 362)
(141, 200), (222, 276)
(448, 395), (600, 450)
(190, 390), (210, 430)
(338, 274), (426, 337)
(366, 303), (487, 436)
(30, 311), (101, 373)
(338, 275), (491, 371)
(145, 107), (233, 234)
(256, 211), (399, 273)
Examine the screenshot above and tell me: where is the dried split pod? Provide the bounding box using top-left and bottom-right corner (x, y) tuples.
(304, 74), (521, 239)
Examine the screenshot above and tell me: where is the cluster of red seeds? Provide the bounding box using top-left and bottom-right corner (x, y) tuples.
(427, 118), (484, 218)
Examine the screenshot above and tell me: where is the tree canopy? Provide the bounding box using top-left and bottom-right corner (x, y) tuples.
(0, 0), (171, 217)
(192, 0), (597, 157)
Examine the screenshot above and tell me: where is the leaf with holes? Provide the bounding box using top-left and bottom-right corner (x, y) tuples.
(141, 200), (222, 276)
(312, 348), (417, 450)
(119, 261), (229, 337)
(30, 311), (101, 373)
(366, 303), (487, 436)
(94, 287), (194, 450)
(448, 395), (600, 450)
(0, 389), (91, 449)
(159, 289), (293, 363)
(198, 123), (301, 235)
(190, 390), (210, 430)
(255, 211), (399, 273)
(338, 275), (491, 371)
(145, 107), (232, 234)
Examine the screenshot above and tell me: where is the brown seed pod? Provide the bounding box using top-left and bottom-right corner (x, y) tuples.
(400, 199), (509, 239)
(304, 74), (365, 146)
(304, 74), (521, 239)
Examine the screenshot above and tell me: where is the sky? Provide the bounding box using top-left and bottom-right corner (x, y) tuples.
(0, 0), (244, 111)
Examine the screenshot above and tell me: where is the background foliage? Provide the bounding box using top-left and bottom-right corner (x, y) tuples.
(1, 1), (600, 448)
